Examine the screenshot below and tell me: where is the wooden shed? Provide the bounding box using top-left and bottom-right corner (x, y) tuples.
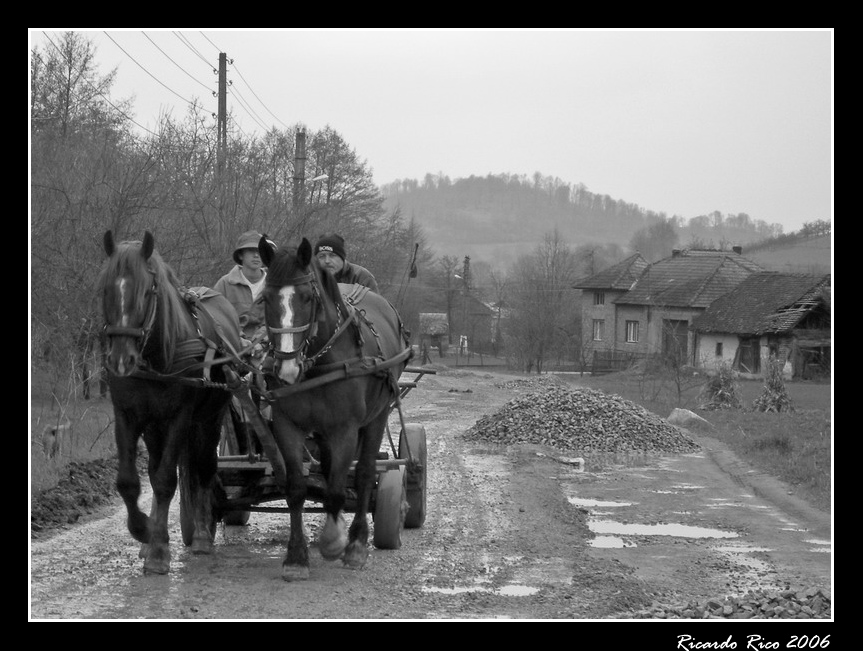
(419, 313), (449, 357)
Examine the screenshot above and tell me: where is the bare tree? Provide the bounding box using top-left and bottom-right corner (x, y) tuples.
(504, 229), (581, 373)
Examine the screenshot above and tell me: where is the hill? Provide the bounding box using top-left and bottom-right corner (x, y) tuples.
(743, 234), (832, 275)
(380, 173), (794, 268)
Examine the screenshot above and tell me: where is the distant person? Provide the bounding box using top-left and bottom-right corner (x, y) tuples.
(314, 233), (379, 292)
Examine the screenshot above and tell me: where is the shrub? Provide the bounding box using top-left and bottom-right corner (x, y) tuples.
(753, 358), (795, 413)
(699, 363), (742, 410)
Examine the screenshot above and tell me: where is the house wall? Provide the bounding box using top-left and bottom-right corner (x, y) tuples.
(694, 333), (740, 370)
(694, 333), (797, 379)
(614, 304), (649, 354)
(643, 305), (704, 365)
(579, 289), (623, 359)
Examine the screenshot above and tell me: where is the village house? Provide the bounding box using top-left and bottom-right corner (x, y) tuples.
(691, 272), (831, 379)
(572, 247), (763, 372)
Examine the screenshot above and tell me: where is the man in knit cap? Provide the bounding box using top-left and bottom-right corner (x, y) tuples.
(314, 233), (379, 292)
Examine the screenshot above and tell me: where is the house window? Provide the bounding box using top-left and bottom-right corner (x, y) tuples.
(625, 321), (639, 343)
(715, 342), (723, 357)
(592, 319), (604, 341)
(594, 291), (605, 306)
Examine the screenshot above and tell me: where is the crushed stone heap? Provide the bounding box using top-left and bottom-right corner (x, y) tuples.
(464, 385), (700, 454)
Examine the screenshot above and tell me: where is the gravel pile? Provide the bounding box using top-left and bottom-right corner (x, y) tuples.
(627, 587), (831, 619)
(465, 385), (699, 454)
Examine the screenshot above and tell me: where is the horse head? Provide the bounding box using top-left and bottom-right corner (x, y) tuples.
(98, 230), (164, 376)
(260, 236), (348, 385)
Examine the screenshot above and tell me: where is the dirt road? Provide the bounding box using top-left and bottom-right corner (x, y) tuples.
(29, 368), (832, 622)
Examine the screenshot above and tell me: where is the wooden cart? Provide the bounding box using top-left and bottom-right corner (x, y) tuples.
(215, 364), (434, 550)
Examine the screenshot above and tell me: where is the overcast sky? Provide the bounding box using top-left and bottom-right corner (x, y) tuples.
(31, 29), (833, 234)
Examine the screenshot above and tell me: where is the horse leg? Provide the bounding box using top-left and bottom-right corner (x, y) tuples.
(113, 412), (151, 546)
(187, 406), (224, 555)
(140, 418), (184, 575)
(271, 409), (312, 581)
(318, 424), (358, 566)
(344, 412), (388, 570)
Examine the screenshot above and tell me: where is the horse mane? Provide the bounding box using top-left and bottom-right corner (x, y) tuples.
(97, 239), (189, 368)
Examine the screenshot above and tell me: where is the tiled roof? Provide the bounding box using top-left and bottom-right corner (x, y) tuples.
(615, 249), (764, 308)
(692, 272), (830, 335)
(572, 254), (648, 290)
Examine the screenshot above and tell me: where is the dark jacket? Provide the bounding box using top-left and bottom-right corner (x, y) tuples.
(334, 261), (379, 293)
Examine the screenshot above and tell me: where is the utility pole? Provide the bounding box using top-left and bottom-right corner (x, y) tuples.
(217, 53), (227, 233)
(293, 129), (307, 211)
(460, 256), (471, 358)
(217, 53), (227, 178)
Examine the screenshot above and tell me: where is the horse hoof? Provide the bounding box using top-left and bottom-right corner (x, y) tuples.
(191, 538), (214, 555)
(319, 513), (347, 560)
(143, 559), (170, 575)
(319, 540), (345, 561)
(282, 565), (310, 582)
(343, 544), (369, 570)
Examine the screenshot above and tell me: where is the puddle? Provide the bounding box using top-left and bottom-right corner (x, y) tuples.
(589, 519), (738, 539)
(567, 497), (633, 508)
(422, 584), (540, 597)
(590, 535), (636, 548)
(805, 539), (831, 552)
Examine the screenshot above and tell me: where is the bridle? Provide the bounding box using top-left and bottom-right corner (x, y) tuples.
(102, 268), (159, 357)
(265, 269), (354, 381)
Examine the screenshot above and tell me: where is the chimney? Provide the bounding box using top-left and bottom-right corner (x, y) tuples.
(732, 246), (742, 255)
(672, 249), (681, 257)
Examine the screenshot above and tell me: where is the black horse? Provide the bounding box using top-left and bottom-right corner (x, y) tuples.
(259, 236), (411, 580)
(98, 231), (242, 574)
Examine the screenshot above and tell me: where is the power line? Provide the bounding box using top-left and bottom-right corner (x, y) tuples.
(142, 31), (212, 94)
(228, 85), (269, 132)
(230, 61), (292, 130)
(173, 31), (214, 68)
(103, 31), (196, 109)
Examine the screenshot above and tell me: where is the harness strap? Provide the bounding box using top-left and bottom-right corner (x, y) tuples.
(264, 347), (413, 400)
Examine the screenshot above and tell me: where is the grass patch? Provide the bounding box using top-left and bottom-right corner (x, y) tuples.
(560, 370), (832, 514)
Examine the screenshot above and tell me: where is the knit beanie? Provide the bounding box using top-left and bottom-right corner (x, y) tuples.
(314, 233), (346, 261)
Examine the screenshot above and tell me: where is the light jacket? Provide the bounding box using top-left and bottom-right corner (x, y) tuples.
(213, 265), (267, 341)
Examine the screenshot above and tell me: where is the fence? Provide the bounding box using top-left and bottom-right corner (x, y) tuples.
(591, 350), (655, 376)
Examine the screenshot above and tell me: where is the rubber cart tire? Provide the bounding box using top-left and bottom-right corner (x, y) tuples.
(373, 467), (406, 550)
(398, 424), (427, 528)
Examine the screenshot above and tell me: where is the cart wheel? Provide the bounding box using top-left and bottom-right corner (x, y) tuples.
(373, 467), (406, 550)
(219, 410), (251, 526)
(398, 424), (427, 528)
